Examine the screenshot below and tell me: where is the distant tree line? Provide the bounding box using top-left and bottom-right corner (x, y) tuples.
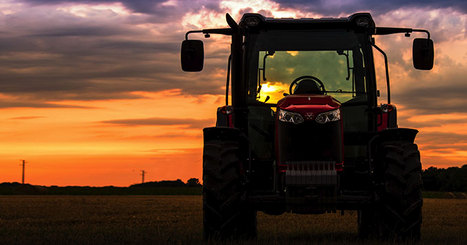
(130, 178), (201, 188)
(1, 165), (466, 195)
(422, 165), (467, 192)
(0, 178), (202, 195)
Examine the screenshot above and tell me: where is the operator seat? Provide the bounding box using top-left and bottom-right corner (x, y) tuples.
(293, 79), (324, 95)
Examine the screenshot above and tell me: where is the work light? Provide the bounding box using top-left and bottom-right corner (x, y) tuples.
(278, 109), (304, 124)
(315, 109), (341, 124)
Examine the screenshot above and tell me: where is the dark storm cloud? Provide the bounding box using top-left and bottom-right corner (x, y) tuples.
(101, 117), (214, 128)
(22, 0), (170, 11)
(401, 118), (467, 128)
(272, 0), (467, 15)
(2, 0), (464, 115)
(0, 100), (92, 109)
(0, 33), (225, 101)
(0, 0), (229, 106)
(31, 26), (132, 37)
(422, 133), (467, 145)
(393, 72), (467, 114)
(21, 0), (220, 21)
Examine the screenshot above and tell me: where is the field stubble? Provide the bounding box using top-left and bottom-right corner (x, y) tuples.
(0, 196), (465, 244)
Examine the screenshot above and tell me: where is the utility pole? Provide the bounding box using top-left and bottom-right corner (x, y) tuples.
(21, 160), (26, 184)
(141, 170), (145, 184)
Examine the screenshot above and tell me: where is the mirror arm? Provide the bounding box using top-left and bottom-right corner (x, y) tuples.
(185, 30), (203, 40)
(375, 27), (431, 39)
(185, 28), (233, 40)
(412, 29), (431, 39)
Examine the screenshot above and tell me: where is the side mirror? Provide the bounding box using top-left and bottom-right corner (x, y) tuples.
(413, 38), (434, 70)
(181, 40), (204, 72)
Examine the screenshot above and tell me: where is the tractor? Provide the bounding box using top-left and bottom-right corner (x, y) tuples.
(181, 13), (434, 240)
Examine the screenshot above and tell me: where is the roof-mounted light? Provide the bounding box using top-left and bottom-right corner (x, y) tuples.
(348, 13), (375, 32)
(244, 16), (261, 27)
(355, 17), (371, 28)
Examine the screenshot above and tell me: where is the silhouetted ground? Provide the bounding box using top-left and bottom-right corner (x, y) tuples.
(0, 180), (201, 195)
(2, 182), (465, 199)
(0, 196), (465, 244)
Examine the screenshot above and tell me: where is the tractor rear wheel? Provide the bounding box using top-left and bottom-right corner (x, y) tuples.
(360, 141), (423, 240)
(203, 137), (257, 240)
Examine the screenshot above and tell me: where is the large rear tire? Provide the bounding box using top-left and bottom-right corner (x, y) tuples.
(203, 136), (257, 240)
(359, 141), (422, 240)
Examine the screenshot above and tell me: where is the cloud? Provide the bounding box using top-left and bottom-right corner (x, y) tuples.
(375, 8), (466, 44)
(271, 0), (467, 15)
(418, 131), (467, 145)
(9, 116), (45, 120)
(146, 147), (201, 154)
(123, 133), (202, 141)
(402, 117), (467, 128)
(393, 71), (467, 114)
(386, 46), (467, 114)
(20, 0), (221, 22)
(101, 117), (215, 128)
(0, 0), (230, 105)
(1, 0), (465, 116)
(0, 100), (92, 109)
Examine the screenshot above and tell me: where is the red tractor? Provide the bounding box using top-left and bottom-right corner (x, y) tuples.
(181, 13), (434, 240)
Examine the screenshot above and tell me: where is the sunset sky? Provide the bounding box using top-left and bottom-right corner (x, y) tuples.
(0, 0), (466, 186)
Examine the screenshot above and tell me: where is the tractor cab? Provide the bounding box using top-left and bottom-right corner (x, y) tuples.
(245, 28), (369, 195)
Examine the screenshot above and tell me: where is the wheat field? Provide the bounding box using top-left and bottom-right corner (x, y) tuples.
(0, 196), (465, 244)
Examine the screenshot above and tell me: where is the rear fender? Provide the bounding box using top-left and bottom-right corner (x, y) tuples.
(203, 126), (241, 142)
(369, 128), (418, 162)
(376, 128), (418, 143)
(369, 128), (419, 181)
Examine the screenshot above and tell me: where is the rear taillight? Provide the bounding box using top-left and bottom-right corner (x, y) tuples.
(335, 162), (343, 172)
(216, 106), (234, 127)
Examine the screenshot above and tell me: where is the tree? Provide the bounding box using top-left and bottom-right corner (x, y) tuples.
(422, 165), (467, 192)
(187, 178), (201, 187)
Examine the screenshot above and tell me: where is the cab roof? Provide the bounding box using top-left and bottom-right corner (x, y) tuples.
(239, 13), (376, 33)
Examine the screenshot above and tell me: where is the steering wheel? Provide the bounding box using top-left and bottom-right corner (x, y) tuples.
(289, 75), (326, 95)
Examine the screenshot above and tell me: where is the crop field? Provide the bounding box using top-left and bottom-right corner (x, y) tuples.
(0, 196), (465, 244)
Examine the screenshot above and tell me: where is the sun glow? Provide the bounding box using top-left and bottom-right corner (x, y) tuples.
(287, 51), (299, 56)
(259, 82), (289, 103)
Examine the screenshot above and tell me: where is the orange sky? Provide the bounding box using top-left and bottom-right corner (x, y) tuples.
(0, 0), (466, 186)
(0, 90), (220, 186)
